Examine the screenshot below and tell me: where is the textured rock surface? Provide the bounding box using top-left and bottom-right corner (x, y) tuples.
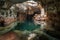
(0, 32), (19, 40)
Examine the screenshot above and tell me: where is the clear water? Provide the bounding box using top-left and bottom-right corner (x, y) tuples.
(15, 21), (40, 31)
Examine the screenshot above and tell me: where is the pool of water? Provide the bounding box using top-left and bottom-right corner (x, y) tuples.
(15, 21), (41, 31)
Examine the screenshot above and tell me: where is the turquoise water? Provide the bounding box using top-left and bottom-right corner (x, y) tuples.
(15, 21), (40, 31)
